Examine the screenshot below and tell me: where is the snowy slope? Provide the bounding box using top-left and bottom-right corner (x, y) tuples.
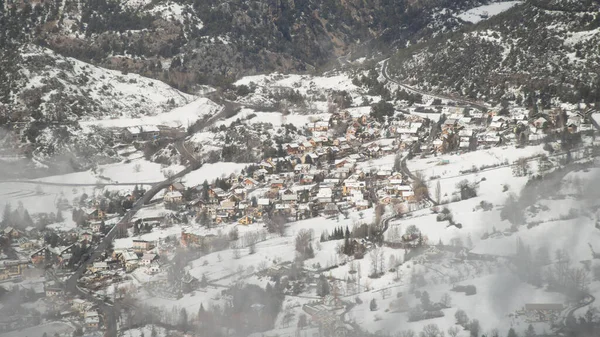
(79, 97), (221, 131)
(455, 1), (523, 24)
(19, 44), (195, 120)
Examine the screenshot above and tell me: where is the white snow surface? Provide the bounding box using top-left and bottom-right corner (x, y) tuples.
(182, 162), (248, 185)
(79, 98), (221, 132)
(21, 45), (195, 120)
(456, 1), (522, 24)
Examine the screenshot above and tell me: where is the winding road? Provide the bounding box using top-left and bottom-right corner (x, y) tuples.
(381, 59), (489, 111)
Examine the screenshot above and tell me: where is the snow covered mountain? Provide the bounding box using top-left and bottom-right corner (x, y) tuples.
(387, 0), (600, 106)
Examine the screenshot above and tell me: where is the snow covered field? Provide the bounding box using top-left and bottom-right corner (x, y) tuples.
(182, 162), (248, 185)
(213, 108), (331, 130)
(456, 1), (523, 24)
(79, 98), (221, 132)
(22, 45), (195, 120)
(0, 322), (74, 337)
(234, 72), (363, 111)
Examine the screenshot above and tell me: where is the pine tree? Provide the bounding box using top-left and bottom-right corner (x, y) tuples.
(524, 324), (535, 337)
(370, 298), (378, 311)
(1, 203), (11, 227)
(56, 209), (64, 222)
(507, 328), (518, 337)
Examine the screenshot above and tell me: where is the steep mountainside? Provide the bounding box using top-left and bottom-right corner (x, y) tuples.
(387, 0), (600, 107)
(1, 0), (504, 93)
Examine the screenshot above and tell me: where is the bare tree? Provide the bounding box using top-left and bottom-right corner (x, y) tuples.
(412, 172), (429, 202)
(375, 203), (386, 227)
(447, 326), (460, 337)
(420, 324), (443, 337)
(295, 229), (314, 259)
(370, 246), (382, 277)
(134, 163), (142, 173)
(512, 157), (530, 177)
(399, 331), (417, 337)
(440, 293), (452, 308)
(435, 180), (441, 204)
(232, 246), (241, 259)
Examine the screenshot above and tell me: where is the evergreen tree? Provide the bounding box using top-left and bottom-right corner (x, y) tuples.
(179, 308), (188, 330)
(370, 298), (378, 311)
(56, 209), (64, 222)
(507, 328), (518, 337)
(524, 324), (535, 337)
(202, 180), (209, 202)
(1, 203), (11, 227)
(316, 274), (330, 297)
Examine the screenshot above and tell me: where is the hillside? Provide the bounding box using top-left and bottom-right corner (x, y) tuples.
(0, 0), (510, 92)
(387, 0), (600, 106)
(0, 44), (203, 174)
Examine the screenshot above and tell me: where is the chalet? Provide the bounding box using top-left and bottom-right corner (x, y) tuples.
(388, 173), (403, 185)
(45, 286), (64, 297)
(123, 125), (160, 141)
(146, 262), (161, 274)
(215, 213), (230, 224)
(187, 198), (205, 215)
(163, 191), (183, 204)
(132, 239), (154, 253)
(310, 121), (329, 132)
(206, 187), (226, 203)
(141, 253), (158, 266)
(459, 138), (471, 150)
(280, 189), (298, 203)
(90, 262), (108, 273)
(72, 299), (93, 313)
(49, 244), (75, 263)
(479, 134), (500, 146)
(258, 161), (275, 172)
(333, 137), (347, 146)
(253, 168), (268, 180)
(121, 251), (139, 272)
(220, 200), (237, 215)
(303, 152), (319, 164)
(85, 208), (105, 221)
(489, 121), (504, 130)
(300, 174), (314, 184)
(90, 221), (103, 233)
(566, 117), (581, 133)
(17, 238), (36, 249)
(85, 311), (100, 330)
(294, 164), (311, 174)
(376, 169), (391, 179)
(316, 187), (333, 203)
(238, 216), (254, 225)
(334, 159), (348, 169)
(242, 177), (259, 187)
(3, 226), (20, 240)
(323, 203), (339, 217)
(231, 186), (247, 200)
(355, 199), (370, 210)
(31, 247), (51, 265)
(442, 119), (458, 132)
(433, 139), (444, 152)
(286, 144), (301, 155)
(343, 180), (366, 195)
(271, 179), (285, 190)
(1, 260), (27, 279)
(168, 182), (186, 192)
(79, 231), (93, 242)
